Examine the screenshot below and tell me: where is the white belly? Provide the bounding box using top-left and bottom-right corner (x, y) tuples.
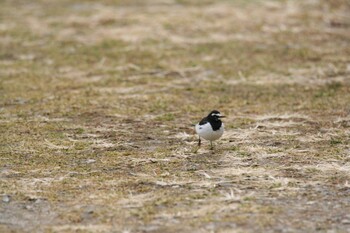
(195, 122), (224, 141)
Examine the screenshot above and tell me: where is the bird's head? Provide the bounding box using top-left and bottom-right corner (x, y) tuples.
(207, 110), (225, 121)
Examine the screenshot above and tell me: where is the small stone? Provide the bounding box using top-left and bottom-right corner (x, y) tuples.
(2, 195), (10, 203)
(155, 181), (168, 186)
(341, 219), (350, 224)
(86, 159), (96, 164)
(34, 198), (42, 204)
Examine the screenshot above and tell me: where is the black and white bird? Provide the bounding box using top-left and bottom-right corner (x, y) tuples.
(195, 110), (225, 149)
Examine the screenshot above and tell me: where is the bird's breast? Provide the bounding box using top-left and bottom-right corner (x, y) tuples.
(195, 123), (224, 141)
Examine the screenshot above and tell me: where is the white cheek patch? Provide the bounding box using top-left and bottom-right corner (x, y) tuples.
(211, 113), (221, 117)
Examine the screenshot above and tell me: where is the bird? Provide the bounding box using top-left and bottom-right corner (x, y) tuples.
(195, 110), (225, 150)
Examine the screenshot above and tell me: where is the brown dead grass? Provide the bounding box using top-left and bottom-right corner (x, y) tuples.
(1, 0), (350, 232)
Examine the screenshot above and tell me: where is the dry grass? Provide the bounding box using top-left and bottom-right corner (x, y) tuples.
(0, 0), (350, 232)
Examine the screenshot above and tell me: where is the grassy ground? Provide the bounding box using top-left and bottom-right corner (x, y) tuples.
(1, 0), (350, 232)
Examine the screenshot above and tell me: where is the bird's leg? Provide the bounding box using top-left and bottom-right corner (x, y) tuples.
(198, 137), (201, 147)
(210, 141), (214, 150)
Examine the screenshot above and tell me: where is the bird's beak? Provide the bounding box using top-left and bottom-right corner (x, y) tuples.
(219, 115), (226, 118)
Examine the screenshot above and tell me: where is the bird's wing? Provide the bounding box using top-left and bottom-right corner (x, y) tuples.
(198, 117), (208, 126)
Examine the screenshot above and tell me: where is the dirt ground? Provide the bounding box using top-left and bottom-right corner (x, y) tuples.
(1, 0), (350, 232)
